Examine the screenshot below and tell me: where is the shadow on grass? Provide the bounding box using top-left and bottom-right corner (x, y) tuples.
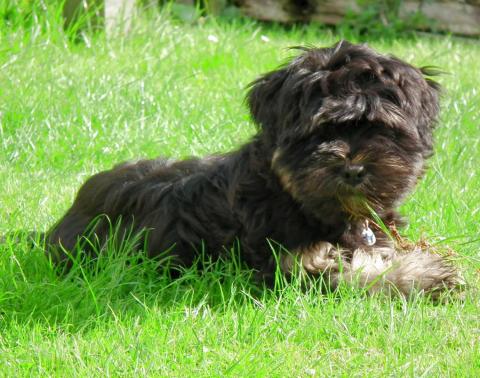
(1, 230), (473, 333)
(1, 231), (323, 331)
(0, 233), (246, 328)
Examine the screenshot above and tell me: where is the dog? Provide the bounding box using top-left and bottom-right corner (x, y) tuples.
(46, 40), (462, 298)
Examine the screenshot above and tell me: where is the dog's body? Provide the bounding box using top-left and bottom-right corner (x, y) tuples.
(47, 41), (461, 297)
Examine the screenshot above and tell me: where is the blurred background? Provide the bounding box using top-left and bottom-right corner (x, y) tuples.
(3, 0), (480, 39)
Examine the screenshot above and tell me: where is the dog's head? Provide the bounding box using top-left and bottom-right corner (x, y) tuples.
(247, 41), (440, 219)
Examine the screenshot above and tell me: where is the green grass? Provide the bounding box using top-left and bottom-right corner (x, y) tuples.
(1, 7), (480, 376)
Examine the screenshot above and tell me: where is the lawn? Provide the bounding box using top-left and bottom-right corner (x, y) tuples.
(0, 7), (479, 377)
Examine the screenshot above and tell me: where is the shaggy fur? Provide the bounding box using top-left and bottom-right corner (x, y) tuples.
(47, 40), (462, 297)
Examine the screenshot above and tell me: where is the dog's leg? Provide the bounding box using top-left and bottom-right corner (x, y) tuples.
(280, 242), (345, 288)
(281, 243), (463, 298)
(349, 248), (464, 299)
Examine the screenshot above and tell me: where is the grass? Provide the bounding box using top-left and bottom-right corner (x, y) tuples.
(1, 6), (480, 376)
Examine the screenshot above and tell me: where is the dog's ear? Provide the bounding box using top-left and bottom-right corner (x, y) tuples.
(246, 67), (290, 140)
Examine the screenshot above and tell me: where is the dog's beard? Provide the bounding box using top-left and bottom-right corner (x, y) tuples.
(275, 163), (373, 219)
(336, 191), (370, 218)
(274, 163), (402, 222)
(335, 176), (390, 218)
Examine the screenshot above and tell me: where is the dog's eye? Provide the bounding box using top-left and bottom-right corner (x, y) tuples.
(314, 150), (347, 164)
(315, 141), (348, 162)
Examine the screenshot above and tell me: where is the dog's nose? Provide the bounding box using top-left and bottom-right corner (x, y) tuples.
(343, 165), (366, 186)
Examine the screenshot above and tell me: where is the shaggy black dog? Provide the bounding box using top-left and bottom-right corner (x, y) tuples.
(47, 41), (461, 297)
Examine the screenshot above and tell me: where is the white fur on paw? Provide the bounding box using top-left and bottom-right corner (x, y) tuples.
(281, 242), (340, 275)
(345, 247), (463, 298)
(387, 250), (463, 296)
(300, 242), (339, 274)
(351, 247), (394, 275)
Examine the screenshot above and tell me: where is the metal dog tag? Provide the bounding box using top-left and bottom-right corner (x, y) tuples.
(361, 222), (376, 246)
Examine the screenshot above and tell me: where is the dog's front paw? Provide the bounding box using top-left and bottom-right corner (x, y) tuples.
(280, 242), (342, 275)
(298, 242), (343, 274)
